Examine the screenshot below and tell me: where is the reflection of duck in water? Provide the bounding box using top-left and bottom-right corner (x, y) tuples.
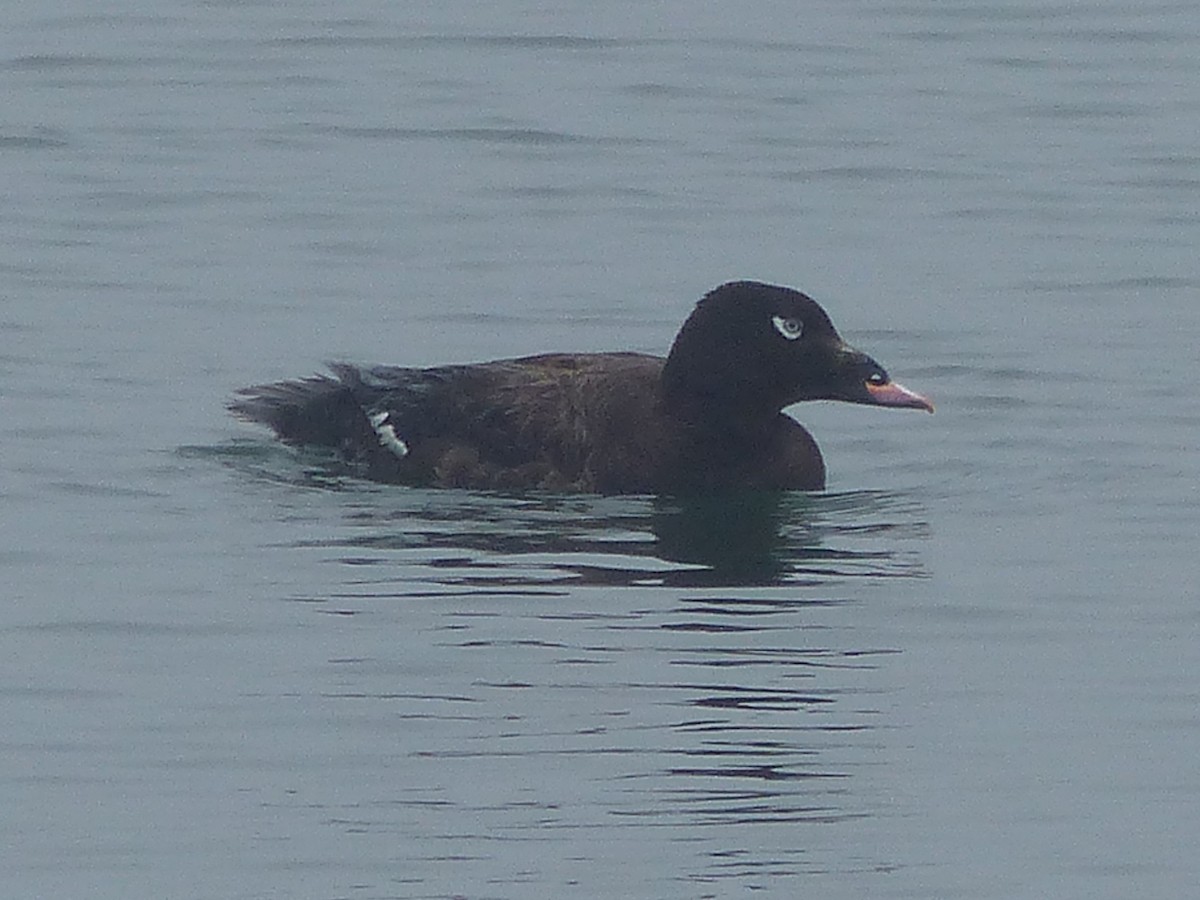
(652, 491), (794, 583)
(231, 281), (932, 493)
(651, 489), (927, 585)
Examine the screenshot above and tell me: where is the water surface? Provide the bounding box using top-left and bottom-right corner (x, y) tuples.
(4, 1), (1199, 898)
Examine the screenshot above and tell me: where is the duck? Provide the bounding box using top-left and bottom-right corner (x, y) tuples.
(230, 280), (932, 493)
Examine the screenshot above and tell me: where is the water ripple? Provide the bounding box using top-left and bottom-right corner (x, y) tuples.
(194, 440), (930, 591)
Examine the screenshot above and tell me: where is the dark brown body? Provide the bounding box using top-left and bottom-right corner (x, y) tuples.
(233, 352), (825, 493)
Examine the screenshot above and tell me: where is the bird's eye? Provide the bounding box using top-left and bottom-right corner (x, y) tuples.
(771, 315), (804, 341)
(867, 371), (887, 385)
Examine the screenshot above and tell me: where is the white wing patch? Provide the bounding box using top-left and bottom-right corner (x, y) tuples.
(368, 410), (409, 458)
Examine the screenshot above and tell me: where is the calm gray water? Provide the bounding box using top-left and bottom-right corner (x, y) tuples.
(4, 1), (1199, 897)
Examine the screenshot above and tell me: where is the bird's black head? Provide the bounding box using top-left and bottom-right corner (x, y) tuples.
(662, 280), (932, 417)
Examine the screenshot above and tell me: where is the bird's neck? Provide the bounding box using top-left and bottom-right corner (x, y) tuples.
(661, 388), (782, 444)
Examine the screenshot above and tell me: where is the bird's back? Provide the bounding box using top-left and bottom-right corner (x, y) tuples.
(232, 352), (668, 491)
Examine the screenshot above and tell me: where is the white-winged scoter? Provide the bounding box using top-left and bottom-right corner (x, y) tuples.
(230, 281), (932, 492)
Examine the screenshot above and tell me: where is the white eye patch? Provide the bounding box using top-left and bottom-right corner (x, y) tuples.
(771, 315), (804, 340)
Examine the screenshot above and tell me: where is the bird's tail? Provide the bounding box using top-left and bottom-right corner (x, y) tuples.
(229, 371), (372, 449)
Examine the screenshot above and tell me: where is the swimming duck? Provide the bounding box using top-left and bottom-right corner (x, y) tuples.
(230, 280), (932, 492)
